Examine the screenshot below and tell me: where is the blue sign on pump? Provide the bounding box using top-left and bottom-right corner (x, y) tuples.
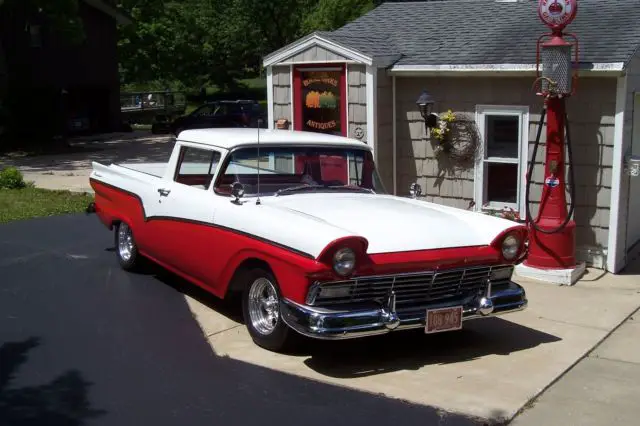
(545, 176), (560, 188)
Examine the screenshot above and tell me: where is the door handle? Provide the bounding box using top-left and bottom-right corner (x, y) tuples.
(157, 188), (171, 197)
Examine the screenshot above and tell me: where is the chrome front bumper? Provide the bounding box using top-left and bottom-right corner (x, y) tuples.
(280, 281), (527, 340)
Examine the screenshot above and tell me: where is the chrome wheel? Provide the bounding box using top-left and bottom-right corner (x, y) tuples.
(117, 222), (134, 262)
(247, 277), (280, 335)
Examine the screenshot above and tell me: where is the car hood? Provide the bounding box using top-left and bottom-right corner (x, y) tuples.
(266, 193), (516, 254)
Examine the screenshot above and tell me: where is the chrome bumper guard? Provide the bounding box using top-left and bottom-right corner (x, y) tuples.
(280, 281), (527, 340)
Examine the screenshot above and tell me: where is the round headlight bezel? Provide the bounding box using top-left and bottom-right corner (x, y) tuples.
(502, 233), (521, 260)
(333, 247), (356, 276)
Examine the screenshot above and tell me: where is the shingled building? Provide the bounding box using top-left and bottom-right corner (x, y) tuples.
(262, 0), (640, 275)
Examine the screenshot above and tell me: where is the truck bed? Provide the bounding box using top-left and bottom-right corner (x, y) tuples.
(117, 162), (167, 178)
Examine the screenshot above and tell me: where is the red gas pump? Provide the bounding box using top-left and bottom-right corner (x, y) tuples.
(522, 0), (582, 280)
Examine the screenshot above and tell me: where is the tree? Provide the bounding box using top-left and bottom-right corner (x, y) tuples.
(1, 0), (84, 43)
(300, 0), (377, 34)
(117, 0), (252, 91)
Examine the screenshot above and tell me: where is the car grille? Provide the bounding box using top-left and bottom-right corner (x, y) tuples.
(308, 265), (514, 309)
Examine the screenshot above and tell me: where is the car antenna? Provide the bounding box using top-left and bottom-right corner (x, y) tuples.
(256, 119), (262, 205)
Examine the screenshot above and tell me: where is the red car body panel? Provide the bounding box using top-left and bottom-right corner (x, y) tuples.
(91, 179), (528, 305)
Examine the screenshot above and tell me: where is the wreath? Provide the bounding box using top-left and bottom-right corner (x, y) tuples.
(429, 110), (481, 169)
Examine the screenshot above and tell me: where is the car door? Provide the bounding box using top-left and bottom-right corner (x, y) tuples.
(147, 144), (224, 287)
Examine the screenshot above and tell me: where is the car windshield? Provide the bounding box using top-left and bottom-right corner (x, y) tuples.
(214, 146), (386, 196)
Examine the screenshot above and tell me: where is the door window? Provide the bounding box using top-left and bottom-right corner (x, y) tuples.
(174, 146), (222, 189)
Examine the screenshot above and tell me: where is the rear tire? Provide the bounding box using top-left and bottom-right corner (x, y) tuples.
(241, 268), (294, 352)
(115, 222), (142, 271)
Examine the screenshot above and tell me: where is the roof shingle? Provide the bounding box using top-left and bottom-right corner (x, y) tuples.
(323, 0), (640, 67)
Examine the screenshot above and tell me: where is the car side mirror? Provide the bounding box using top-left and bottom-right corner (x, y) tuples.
(231, 182), (245, 204)
(409, 182), (422, 199)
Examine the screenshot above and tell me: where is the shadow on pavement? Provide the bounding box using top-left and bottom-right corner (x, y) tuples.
(0, 214), (499, 426)
(121, 248), (561, 381)
(0, 337), (106, 426)
(298, 318), (560, 379)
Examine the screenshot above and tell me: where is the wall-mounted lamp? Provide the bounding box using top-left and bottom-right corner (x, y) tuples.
(416, 90), (438, 128)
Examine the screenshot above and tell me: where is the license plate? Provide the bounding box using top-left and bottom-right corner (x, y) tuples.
(425, 306), (463, 333)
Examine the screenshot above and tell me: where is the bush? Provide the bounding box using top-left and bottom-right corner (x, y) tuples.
(0, 167), (26, 189)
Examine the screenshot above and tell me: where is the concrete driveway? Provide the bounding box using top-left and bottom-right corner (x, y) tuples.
(0, 132), (175, 193)
(2, 214), (640, 425)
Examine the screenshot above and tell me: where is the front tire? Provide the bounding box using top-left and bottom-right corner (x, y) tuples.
(115, 221), (142, 271)
(241, 268), (293, 352)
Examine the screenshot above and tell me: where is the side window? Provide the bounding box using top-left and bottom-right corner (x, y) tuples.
(193, 105), (214, 116)
(174, 146), (221, 190)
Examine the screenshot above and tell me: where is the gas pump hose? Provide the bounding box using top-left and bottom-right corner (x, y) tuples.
(524, 107), (576, 234)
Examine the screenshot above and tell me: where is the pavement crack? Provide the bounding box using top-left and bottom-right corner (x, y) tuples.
(535, 315), (610, 331)
(589, 354), (640, 366)
(206, 324), (242, 338)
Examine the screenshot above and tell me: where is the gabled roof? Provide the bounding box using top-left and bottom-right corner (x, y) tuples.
(265, 0), (640, 71)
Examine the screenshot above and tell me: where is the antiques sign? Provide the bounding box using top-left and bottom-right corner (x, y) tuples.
(299, 70), (342, 135)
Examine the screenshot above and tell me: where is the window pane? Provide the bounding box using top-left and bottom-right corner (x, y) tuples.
(194, 105), (214, 116)
(486, 162), (518, 204)
(349, 154), (364, 185)
(486, 115), (519, 158)
(179, 148), (220, 175)
(176, 147), (221, 189)
(216, 147), (385, 195)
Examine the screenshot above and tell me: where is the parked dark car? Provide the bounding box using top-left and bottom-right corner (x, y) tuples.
(170, 100), (267, 135)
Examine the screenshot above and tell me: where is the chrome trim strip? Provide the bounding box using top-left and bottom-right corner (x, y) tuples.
(281, 280), (527, 340)
(324, 264), (513, 284)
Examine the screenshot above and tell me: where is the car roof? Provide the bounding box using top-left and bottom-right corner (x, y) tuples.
(177, 128), (372, 151)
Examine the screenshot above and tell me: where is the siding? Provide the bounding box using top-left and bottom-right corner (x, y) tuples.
(394, 76), (616, 261)
(283, 45), (349, 64)
(348, 64), (367, 142)
(617, 51), (640, 263)
(376, 70), (394, 192)
(272, 66), (292, 127)
(0, 0), (121, 132)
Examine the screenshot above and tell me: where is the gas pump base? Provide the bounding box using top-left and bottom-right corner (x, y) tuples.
(515, 261), (586, 286)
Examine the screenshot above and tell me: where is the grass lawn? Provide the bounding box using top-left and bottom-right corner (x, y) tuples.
(0, 187), (93, 224)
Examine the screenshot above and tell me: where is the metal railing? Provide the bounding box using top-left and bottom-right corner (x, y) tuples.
(120, 91), (187, 113)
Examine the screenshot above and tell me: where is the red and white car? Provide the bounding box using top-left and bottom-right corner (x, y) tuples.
(89, 128), (528, 352)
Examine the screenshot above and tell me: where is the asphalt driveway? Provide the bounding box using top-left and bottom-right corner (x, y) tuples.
(0, 214), (486, 426)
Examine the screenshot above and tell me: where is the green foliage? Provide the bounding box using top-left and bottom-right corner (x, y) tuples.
(0, 187), (93, 223)
(301, 0), (378, 34)
(0, 166), (26, 189)
(116, 0), (386, 91)
(117, 0), (249, 91)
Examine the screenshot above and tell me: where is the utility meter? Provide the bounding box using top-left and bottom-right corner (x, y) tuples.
(626, 155), (640, 177)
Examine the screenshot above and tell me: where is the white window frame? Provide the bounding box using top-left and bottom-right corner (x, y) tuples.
(474, 105), (530, 217)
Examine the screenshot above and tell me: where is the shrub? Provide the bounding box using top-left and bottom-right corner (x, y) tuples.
(0, 166), (26, 189)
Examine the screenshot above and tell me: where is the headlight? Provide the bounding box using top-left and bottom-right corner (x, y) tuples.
(333, 247), (356, 276)
(502, 234), (520, 260)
